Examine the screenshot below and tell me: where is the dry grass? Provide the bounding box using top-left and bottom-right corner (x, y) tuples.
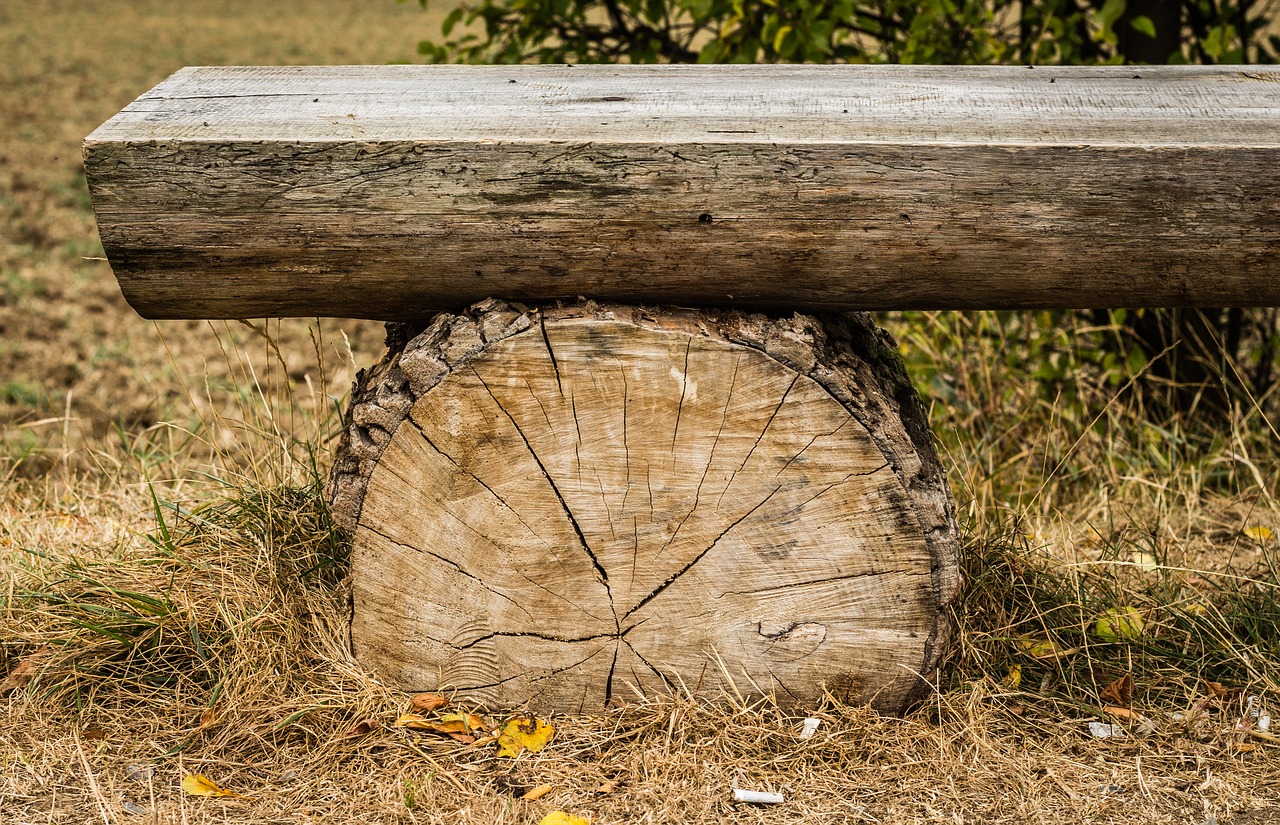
(5, 1), (1280, 822)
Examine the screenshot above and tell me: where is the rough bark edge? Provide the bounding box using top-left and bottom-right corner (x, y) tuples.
(325, 298), (960, 712)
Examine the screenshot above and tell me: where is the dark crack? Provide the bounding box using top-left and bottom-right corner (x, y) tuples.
(622, 485), (784, 622)
(359, 523), (535, 622)
(450, 629), (620, 651)
(473, 366), (620, 633)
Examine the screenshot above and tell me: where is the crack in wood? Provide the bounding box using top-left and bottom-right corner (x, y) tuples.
(623, 639), (670, 688)
(358, 523), (535, 621)
(605, 641), (619, 705)
(472, 366), (621, 633)
(452, 645), (611, 693)
(406, 416), (543, 540)
(621, 484), (785, 623)
(449, 629), (621, 651)
(671, 337), (692, 455)
(655, 352), (742, 561)
(369, 453), (605, 621)
(715, 371), (800, 509)
(722, 568), (920, 597)
(777, 462), (892, 519)
(774, 415), (854, 477)
(539, 315), (564, 397)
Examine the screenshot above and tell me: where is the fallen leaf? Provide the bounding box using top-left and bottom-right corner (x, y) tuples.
(1002, 664), (1022, 689)
(395, 711), (486, 743)
(440, 711), (488, 733)
(83, 727), (108, 741)
(1016, 637), (1080, 660)
(1100, 673), (1134, 708)
(539, 813), (589, 825)
(344, 718), (380, 737)
(197, 708), (217, 731)
(596, 779), (621, 794)
(1132, 551), (1159, 571)
(1103, 706), (1143, 720)
(180, 774), (253, 800)
(497, 716), (555, 758)
(1094, 607), (1144, 643)
(1, 645), (52, 693)
(521, 784), (553, 801)
(1244, 526), (1274, 542)
(410, 692), (448, 713)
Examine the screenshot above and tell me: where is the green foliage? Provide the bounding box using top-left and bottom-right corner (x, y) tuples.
(414, 0), (1278, 66)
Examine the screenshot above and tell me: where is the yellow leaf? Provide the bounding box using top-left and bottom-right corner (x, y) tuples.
(1002, 664), (1022, 689)
(539, 813), (589, 825)
(439, 711), (488, 733)
(394, 713), (437, 730)
(180, 774), (252, 800)
(1245, 526), (1274, 542)
(497, 716), (555, 758)
(1016, 636), (1079, 660)
(771, 25), (792, 53)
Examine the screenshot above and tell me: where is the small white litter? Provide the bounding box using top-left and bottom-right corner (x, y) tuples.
(799, 717), (821, 740)
(1088, 721), (1127, 739)
(733, 788), (785, 804)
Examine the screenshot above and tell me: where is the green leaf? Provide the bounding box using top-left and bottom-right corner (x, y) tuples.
(442, 7), (465, 36)
(1129, 14), (1156, 39)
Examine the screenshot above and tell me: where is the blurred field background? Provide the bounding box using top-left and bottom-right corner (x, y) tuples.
(4, 1), (1280, 823)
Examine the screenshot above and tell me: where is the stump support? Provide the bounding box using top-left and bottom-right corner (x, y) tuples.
(328, 300), (959, 713)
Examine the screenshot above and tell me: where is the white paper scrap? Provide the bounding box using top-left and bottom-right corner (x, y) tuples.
(733, 788), (785, 804)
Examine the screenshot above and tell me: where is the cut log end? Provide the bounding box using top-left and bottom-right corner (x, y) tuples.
(327, 300), (959, 714)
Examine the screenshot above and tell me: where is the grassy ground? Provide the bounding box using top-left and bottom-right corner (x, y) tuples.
(4, 1), (1280, 822)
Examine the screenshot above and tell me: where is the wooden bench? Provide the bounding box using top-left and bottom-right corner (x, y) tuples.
(85, 65), (1280, 714)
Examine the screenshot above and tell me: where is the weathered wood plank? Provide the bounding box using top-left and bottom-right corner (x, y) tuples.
(84, 65), (1280, 319)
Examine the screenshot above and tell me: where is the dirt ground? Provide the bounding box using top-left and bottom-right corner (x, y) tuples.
(4, 1), (1280, 823)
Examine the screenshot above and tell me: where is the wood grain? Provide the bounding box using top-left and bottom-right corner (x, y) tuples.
(330, 301), (959, 713)
(83, 65), (1280, 319)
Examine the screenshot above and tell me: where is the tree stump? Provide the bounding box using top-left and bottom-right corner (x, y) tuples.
(328, 300), (959, 714)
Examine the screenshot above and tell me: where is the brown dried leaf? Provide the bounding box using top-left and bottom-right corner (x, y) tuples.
(1103, 706), (1143, 720)
(82, 727), (108, 741)
(197, 707), (218, 731)
(1, 645), (52, 693)
(1100, 673), (1134, 708)
(410, 692), (448, 713)
(345, 718), (380, 737)
(521, 784), (553, 801)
